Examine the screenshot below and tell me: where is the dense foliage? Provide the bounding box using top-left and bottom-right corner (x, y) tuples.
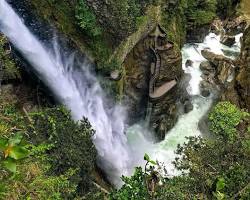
(184, 0), (217, 25)
(110, 102), (250, 199)
(0, 88), (105, 199)
(0, 35), (20, 81)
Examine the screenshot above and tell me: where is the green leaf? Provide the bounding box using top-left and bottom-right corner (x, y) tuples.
(149, 160), (157, 165)
(8, 133), (23, 146)
(216, 178), (226, 191)
(0, 138), (8, 151)
(9, 146), (29, 160)
(3, 158), (16, 173)
(144, 153), (150, 162)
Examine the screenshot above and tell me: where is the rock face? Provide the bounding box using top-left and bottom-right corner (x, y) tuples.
(199, 49), (238, 104)
(186, 24), (210, 43)
(123, 25), (183, 140)
(202, 25), (250, 111)
(234, 26), (250, 110)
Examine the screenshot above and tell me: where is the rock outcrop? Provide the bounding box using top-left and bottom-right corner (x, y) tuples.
(234, 26), (250, 110)
(123, 25), (183, 140)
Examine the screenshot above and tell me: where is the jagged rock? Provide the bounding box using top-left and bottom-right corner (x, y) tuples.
(223, 17), (247, 35)
(123, 25), (183, 139)
(201, 49), (234, 66)
(220, 35), (236, 47)
(233, 26), (250, 110)
(184, 100), (193, 113)
(199, 61), (214, 71)
(210, 19), (224, 35)
(185, 59), (193, 68)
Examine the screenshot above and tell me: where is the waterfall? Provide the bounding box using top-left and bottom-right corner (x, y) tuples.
(0, 0), (243, 187)
(0, 0), (131, 186)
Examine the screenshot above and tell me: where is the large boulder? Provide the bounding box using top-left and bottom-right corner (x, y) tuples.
(220, 35), (236, 47)
(201, 50), (234, 66)
(199, 61), (214, 72)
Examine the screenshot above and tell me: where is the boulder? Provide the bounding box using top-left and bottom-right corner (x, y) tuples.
(201, 50), (233, 66)
(185, 59), (193, 68)
(184, 100), (193, 113)
(220, 35), (236, 47)
(199, 61), (214, 71)
(201, 89), (210, 97)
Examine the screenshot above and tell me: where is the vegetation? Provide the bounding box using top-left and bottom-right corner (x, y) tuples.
(0, 35), (20, 81)
(184, 0), (217, 25)
(76, 0), (102, 38)
(110, 102), (250, 199)
(0, 91), (104, 199)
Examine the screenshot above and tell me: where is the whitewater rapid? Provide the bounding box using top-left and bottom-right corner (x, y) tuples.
(127, 32), (242, 176)
(0, 0), (242, 186)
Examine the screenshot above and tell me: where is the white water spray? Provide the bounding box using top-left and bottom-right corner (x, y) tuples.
(0, 0), (131, 186)
(0, 0), (243, 186)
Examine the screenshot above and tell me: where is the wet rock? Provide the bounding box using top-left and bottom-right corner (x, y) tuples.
(201, 49), (233, 66)
(184, 100), (193, 113)
(201, 89), (210, 97)
(186, 24), (210, 43)
(199, 61), (214, 71)
(210, 19), (224, 35)
(185, 59), (193, 68)
(224, 17), (247, 35)
(220, 35), (236, 47)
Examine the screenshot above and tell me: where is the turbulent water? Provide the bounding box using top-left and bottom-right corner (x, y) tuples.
(127, 33), (242, 176)
(0, 0), (242, 186)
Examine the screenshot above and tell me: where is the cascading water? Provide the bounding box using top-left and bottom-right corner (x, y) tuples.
(127, 32), (242, 176)
(0, 0), (243, 187)
(0, 0), (131, 186)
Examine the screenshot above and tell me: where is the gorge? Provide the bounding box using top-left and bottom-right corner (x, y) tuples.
(0, 0), (249, 199)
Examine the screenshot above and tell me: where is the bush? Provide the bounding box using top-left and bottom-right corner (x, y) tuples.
(184, 0), (217, 25)
(111, 103), (250, 199)
(29, 106), (97, 195)
(76, 0), (102, 38)
(209, 101), (249, 141)
(0, 35), (20, 81)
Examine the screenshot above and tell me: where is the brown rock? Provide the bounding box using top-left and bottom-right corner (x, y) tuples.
(220, 35), (236, 47)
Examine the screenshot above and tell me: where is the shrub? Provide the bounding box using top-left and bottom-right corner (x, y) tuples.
(185, 0), (217, 25)
(0, 35), (20, 81)
(76, 0), (102, 38)
(209, 101), (249, 141)
(29, 106), (97, 195)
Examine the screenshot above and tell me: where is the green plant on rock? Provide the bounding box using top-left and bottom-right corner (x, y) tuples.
(76, 0), (102, 38)
(209, 101), (249, 141)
